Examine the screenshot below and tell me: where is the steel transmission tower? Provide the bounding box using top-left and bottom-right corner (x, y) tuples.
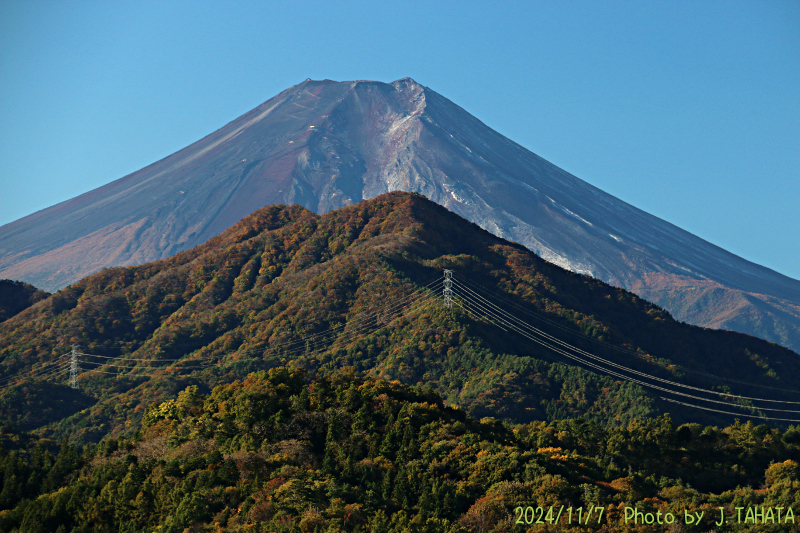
(443, 270), (453, 309)
(69, 346), (80, 389)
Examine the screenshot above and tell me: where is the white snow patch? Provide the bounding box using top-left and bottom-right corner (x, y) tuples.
(545, 196), (594, 227)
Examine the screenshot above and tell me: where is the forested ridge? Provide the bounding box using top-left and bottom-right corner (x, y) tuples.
(1, 367), (799, 532)
(0, 280), (49, 322)
(1, 192), (799, 446)
(2, 192), (800, 531)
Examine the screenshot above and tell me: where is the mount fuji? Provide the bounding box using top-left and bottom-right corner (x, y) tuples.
(1, 78), (798, 353)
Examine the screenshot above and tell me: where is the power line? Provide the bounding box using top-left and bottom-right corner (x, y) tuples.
(464, 277), (800, 394)
(77, 353), (215, 362)
(450, 279), (800, 421)
(75, 291), (439, 381)
(39, 276), (444, 385)
(0, 365), (70, 389)
(11, 269), (795, 425)
(251, 276), (444, 355)
(79, 360), (214, 370)
(191, 278), (443, 364)
(0, 356), (71, 388)
(455, 279), (800, 406)
(456, 289), (793, 420)
(659, 397), (800, 423)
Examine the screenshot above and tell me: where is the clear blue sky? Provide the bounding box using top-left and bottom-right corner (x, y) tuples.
(1, 1), (798, 279)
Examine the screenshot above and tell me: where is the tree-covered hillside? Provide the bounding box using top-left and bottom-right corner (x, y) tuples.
(1, 192), (798, 445)
(1, 368), (798, 532)
(0, 279), (49, 322)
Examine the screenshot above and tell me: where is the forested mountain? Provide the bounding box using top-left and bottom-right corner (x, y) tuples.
(1, 78), (798, 354)
(0, 279), (49, 322)
(2, 192), (800, 531)
(1, 368), (799, 532)
(1, 192), (798, 447)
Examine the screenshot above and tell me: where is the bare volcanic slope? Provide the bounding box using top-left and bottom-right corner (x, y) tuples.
(1, 78), (799, 352)
(2, 192), (800, 443)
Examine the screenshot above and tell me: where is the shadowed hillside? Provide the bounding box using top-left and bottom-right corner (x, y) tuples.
(1, 192), (799, 446)
(0, 280), (49, 322)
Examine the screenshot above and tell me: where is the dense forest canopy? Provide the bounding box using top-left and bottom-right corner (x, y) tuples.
(1, 368), (798, 532)
(0, 279), (49, 322)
